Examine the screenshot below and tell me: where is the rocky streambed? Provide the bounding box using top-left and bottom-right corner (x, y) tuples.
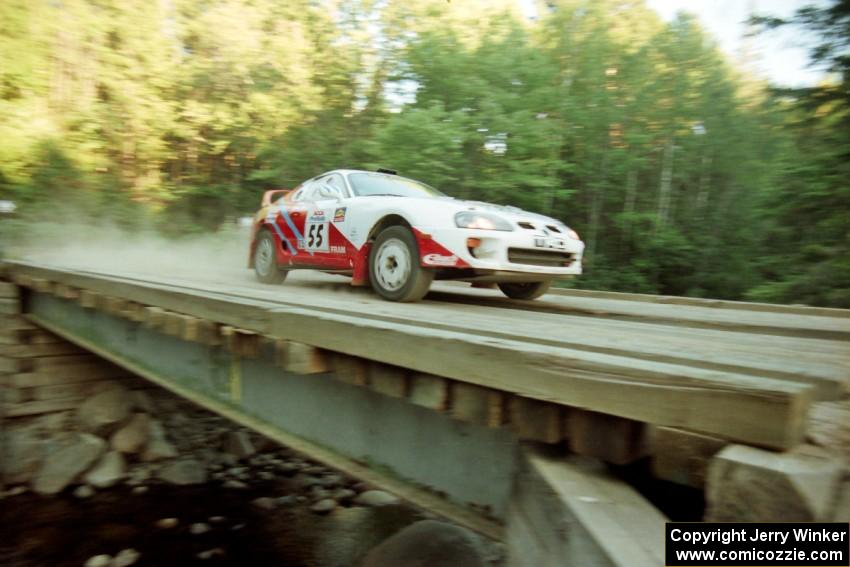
(1, 385), (503, 566)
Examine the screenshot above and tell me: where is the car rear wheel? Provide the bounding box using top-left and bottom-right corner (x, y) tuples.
(498, 280), (551, 300)
(369, 226), (433, 302)
(254, 230), (288, 284)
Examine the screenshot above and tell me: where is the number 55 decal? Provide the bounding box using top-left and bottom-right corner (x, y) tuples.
(305, 222), (329, 252)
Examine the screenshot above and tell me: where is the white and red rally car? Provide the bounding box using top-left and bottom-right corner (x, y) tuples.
(248, 169), (584, 302)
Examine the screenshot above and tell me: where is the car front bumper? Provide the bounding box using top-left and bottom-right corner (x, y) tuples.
(419, 226), (584, 278)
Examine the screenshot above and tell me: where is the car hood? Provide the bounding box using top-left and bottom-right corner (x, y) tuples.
(433, 197), (567, 227)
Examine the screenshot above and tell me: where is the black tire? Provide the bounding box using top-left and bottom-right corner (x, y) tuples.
(369, 226), (434, 302)
(253, 230), (288, 284)
(498, 280), (551, 300)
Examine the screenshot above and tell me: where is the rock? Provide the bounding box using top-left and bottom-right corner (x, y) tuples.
(155, 517), (179, 529)
(319, 474), (344, 488)
(294, 473), (321, 490)
(0, 427), (44, 484)
(252, 497), (277, 510)
(6, 486), (28, 497)
(352, 481), (372, 493)
(110, 413), (151, 454)
(131, 486), (149, 495)
(32, 433), (106, 495)
(277, 462), (299, 475)
(112, 548), (140, 567)
(74, 484), (96, 499)
(140, 420), (178, 462)
(277, 495), (297, 507)
(190, 522), (211, 535)
(84, 555), (112, 567)
(707, 444), (842, 522)
(197, 548), (225, 560)
(362, 520), (487, 567)
(84, 451), (127, 488)
(223, 479), (248, 490)
(353, 490), (400, 508)
(258, 471), (275, 481)
(311, 498), (337, 514)
(77, 386), (133, 433)
(158, 459), (207, 486)
(332, 488), (356, 502)
(208, 515), (227, 524)
(223, 430), (256, 459)
(131, 390), (155, 412)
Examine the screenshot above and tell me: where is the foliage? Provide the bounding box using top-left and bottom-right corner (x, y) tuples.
(0, 0), (847, 305)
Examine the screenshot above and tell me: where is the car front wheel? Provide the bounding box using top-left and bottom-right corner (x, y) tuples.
(369, 226), (434, 302)
(254, 230), (288, 284)
(498, 281), (551, 300)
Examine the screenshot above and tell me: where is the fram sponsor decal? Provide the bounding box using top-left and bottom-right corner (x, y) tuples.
(330, 245), (346, 254)
(333, 207), (346, 222)
(422, 253), (459, 267)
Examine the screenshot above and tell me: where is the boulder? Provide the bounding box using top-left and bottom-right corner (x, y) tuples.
(361, 520), (487, 567)
(158, 458), (207, 486)
(84, 450), (127, 488)
(32, 433), (106, 495)
(0, 427), (44, 484)
(224, 431), (256, 460)
(353, 490), (400, 508)
(141, 420), (177, 462)
(110, 413), (151, 454)
(77, 386), (133, 433)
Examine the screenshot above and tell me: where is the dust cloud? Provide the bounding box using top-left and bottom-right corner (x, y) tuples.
(5, 220), (254, 282)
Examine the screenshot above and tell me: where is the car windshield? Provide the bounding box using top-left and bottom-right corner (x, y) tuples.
(348, 173), (445, 198)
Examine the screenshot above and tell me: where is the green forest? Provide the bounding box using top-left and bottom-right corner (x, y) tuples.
(1, 0), (848, 306)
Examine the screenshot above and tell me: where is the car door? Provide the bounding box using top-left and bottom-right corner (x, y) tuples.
(297, 174), (351, 270)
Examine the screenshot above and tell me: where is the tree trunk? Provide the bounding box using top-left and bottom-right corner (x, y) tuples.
(656, 140), (675, 228)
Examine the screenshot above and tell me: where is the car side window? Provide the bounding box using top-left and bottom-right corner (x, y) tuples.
(324, 174), (346, 198)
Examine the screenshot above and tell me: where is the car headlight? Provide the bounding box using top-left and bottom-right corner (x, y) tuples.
(565, 227), (580, 240)
(455, 211), (514, 231)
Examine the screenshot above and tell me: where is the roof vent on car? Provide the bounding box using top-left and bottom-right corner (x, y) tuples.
(376, 168), (397, 175)
(546, 225), (561, 233)
(517, 221), (535, 230)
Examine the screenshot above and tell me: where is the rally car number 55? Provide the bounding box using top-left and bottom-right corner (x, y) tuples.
(248, 168), (584, 302)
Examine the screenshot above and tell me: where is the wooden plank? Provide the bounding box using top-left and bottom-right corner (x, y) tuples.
(162, 311), (183, 337)
(0, 281), (19, 299)
(275, 340), (328, 374)
(0, 342), (86, 358)
(1, 386), (30, 404)
(28, 379), (123, 401)
(0, 314), (36, 331)
(0, 356), (29, 373)
(368, 362), (407, 398)
(32, 354), (100, 369)
(5, 397), (85, 417)
(30, 277), (52, 293)
(268, 307), (814, 450)
(409, 373), (450, 411)
(566, 409), (648, 464)
(221, 326), (260, 357)
(509, 396), (563, 443)
(53, 282), (80, 300)
(143, 306), (166, 329)
(329, 352), (369, 386)
(0, 298), (21, 315)
(7, 367), (133, 388)
(79, 289), (99, 309)
(182, 316), (220, 345)
(103, 295), (128, 316)
(649, 426), (727, 488)
(451, 382), (504, 427)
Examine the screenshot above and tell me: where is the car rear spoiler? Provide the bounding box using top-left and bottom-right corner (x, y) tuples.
(261, 189), (290, 207)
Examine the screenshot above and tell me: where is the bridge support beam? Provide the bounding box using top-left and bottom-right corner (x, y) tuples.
(21, 290), (669, 563)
